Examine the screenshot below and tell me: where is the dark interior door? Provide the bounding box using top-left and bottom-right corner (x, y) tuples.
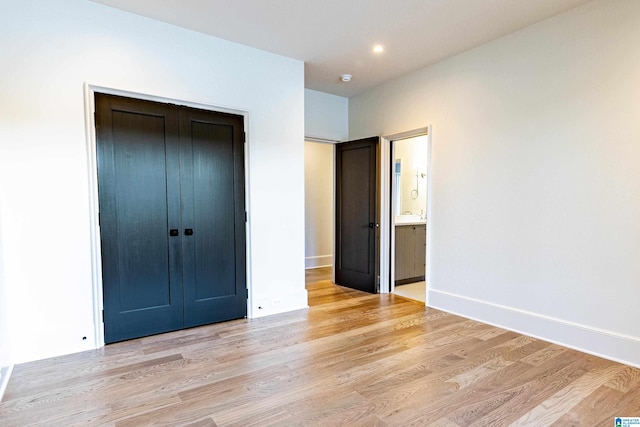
(96, 95), (183, 343)
(96, 93), (246, 343)
(335, 137), (379, 293)
(178, 107), (247, 328)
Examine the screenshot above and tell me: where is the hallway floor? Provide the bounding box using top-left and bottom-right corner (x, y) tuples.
(393, 281), (426, 303)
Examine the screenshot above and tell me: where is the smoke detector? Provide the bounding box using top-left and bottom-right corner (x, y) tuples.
(340, 74), (352, 82)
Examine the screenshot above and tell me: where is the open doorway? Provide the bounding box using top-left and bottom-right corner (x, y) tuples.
(304, 140), (334, 283)
(391, 135), (429, 303)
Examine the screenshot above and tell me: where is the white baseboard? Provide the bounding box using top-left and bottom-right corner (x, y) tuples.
(428, 289), (640, 368)
(305, 264), (332, 270)
(11, 324), (96, 364)
(251, 289), (309, 318)
(305, 255), (332, 269)
(0, 365), (14, 402)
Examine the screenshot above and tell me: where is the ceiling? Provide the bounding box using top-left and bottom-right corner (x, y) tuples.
(91, 0), (593, 98)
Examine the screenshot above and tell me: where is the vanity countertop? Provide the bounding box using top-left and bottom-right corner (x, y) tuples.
(395, 215), (426, 226)
(395, 221), (426, 226)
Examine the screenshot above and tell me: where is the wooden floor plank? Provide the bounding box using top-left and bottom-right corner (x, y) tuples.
(551, 384), (626, 427)
(510, 363), (625, 426)
(604, 365), (640, 393)
(1, 272), (638, 426)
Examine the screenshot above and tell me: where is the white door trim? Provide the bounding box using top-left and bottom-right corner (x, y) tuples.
(83, 83), (252, 348)
(379, 126), (432, 305)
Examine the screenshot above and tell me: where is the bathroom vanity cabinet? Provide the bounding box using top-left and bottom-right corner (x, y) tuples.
(395, 224), (426, 285)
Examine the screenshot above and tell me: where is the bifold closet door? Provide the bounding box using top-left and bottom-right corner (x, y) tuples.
(96, 94), (247, 344)
(96, 95), (184, 343)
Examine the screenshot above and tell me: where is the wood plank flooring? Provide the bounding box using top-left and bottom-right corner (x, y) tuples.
(1, 269), (639, 426)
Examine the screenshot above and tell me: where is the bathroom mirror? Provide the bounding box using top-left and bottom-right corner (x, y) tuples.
(394, 135), (428, 219)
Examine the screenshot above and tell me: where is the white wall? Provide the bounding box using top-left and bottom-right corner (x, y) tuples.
(350, 0), (640, 367)
(305, 89), (348, 141)
(0, 203), (12, 401)
(304, 141), (334, 268)
(0, 0), (306, 363)
(303, 89), (346, 269)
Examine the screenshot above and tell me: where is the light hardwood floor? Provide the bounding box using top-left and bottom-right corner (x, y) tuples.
(1, 269), (639, 426)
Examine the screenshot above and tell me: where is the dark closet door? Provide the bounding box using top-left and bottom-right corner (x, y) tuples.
(335, 137), (380, 293)
(96, 94), (183, 343)
(178, 107), (247, 328)
(96, 94), (247, 344)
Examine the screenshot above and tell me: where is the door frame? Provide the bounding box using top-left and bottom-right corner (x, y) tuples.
(83, 83), (252, 348)
(379, 126), (432, 303)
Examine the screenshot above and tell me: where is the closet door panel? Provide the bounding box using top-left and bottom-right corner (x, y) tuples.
(96, 94), (183, 344)
(180, 107), (247, 328)
(112, 111), (172, 309)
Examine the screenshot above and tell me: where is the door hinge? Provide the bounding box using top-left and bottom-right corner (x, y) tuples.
(243, 132), (246, 143)
(102, 309), (104, 322)
(98, 212), (101, 227)
(245, 211), (248, 222)
(246, 289), (249, 299)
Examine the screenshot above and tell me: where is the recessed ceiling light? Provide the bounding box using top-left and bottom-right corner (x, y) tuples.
(372, 45), (384, 54)
(340, 74), (352, 82)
